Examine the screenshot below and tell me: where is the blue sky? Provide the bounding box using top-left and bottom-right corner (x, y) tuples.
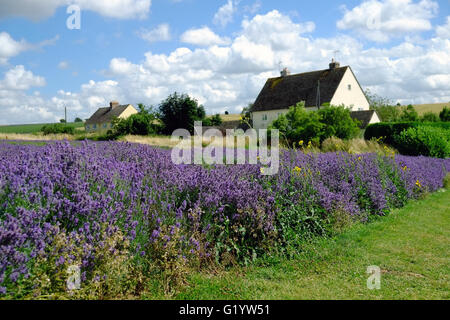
(0, 0), (449, 124)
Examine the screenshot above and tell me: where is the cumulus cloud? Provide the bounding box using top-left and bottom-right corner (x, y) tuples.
(0, 32), (29, 65)
(180, 27), (231, 47)
(0, 65), (46, 90)
(138, 24), (171, 43)
(337, 0), (439, 42)
(0, 0), (152, 21)
(436, 16), (450, 39)
(213, 0), (237, 27)
(0, 66), (55, 124)
(0, 32), (58, 65)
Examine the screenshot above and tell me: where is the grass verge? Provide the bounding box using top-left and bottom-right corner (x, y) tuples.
(170, 189), (449, 300)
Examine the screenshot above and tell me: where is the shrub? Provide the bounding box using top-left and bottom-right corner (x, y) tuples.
(270, 102), (324, 146)
(393, 126), (450, 158)
(399, 105), (419, 122)
(365, 121), (450, 145)
(111, 104), (159, 138)
(203, 114), (223, 127)
(269, 103), (360, 147)
(41, 123), (75, 135)
(421, 112), (440, 122)
(318, 105), (360, 140)
(440, 106), (450, 122)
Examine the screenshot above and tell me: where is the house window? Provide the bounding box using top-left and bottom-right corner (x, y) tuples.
(93, 124), (97, 129)
(86, 125), (90, 129)
(262, 114), (268, 121)
(348, 84), (352, 91)
(103, 123), (107, 128)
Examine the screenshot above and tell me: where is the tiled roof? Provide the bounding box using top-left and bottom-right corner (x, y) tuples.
(252, 66), (349, 112)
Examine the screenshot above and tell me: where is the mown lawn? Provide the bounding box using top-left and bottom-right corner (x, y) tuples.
(173, 189), (449, 300)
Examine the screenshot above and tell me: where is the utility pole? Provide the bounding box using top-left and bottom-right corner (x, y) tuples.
(65, 105), (67, 124)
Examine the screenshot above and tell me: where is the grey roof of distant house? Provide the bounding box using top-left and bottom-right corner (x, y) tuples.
(350, 110), (377, 129)
(85, 105), (132, 124)
(252, 66), (350, 112)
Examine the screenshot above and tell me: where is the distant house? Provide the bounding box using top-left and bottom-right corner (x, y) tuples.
(251, 60), (379, 129)
(85, 101), (138, 133)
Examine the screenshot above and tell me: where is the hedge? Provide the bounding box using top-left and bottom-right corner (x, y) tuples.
(365, 122), (450, 145)
(393, 126), (450, 158)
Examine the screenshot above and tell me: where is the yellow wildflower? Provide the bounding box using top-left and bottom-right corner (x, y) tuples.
(415, 180), (422, 188)
(293, 166), (302, 175)
(358, 156), (362, 161)
(299, 140), (304, 146)
(260, 167), (265, 174)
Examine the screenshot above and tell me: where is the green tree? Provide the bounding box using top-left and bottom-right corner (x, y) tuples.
(74, 117), (83, 123)
(112, 104), (158, 137)
(158, 92), (206, 134)
(400, 105), (419, 122)
(318, 105), (360, 140)
(270, 102), (324, 146)
(204, 114), (223, 126)
(365, 89), (401, 122)
(440, 106), (450, 122)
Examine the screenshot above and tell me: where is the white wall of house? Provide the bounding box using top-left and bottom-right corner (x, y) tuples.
(252, 107), (321, 129)
(330, 68), (370, 111)
(252, 109), (289, 129)
(369, 112), (381, 125)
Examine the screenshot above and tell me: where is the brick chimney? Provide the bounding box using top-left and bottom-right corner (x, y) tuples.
(329, 59), (340, 70)
(110, 101), (119, 109)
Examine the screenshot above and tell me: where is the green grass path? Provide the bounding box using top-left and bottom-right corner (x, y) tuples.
(176, 189), (450, 300)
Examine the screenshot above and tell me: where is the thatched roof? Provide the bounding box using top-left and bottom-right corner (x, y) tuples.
(86, 105), (133, 125)
(252, 66), (349, 112)
(350, 110), (377, 129)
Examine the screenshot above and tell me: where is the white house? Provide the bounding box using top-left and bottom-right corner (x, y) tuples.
(251, 60), (379, 129)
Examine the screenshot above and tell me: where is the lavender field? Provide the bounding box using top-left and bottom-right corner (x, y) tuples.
(0, 140), (449, 299)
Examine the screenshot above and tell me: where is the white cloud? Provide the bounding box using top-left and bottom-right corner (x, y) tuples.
(213, 0), (236, 27)
(180, 27), (231, 47)
(243, 1), (262, 15)
(0, 65), (46, 90)
(0, 0), (152, 21)
(337, 0), (439, 42)
(58, 61), (69, 70)
(436, 16), (450, 39)
(138, 24), (171, 43)
(0, 32), (29, 65)
(0, 66), (55, 125)
(0, 32), (58, 65)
